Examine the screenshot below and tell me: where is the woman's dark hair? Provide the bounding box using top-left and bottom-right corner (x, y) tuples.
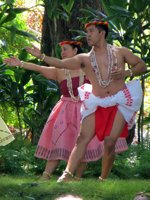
(59, 40), (83, 54)
(70, 43), (83, 54)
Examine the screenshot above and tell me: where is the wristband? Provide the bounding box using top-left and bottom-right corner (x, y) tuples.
(20, 61), (25, 68)
(128, 69), (133, 77)
(41, 53), (46, 61)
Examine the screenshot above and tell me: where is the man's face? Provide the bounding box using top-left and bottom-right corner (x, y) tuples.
(86, 25), (101, 46)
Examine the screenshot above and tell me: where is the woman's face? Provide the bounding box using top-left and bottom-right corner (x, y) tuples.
(61, 44), (77, 59)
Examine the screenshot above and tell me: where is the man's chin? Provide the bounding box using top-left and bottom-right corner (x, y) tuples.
(87, 41), (93, 46)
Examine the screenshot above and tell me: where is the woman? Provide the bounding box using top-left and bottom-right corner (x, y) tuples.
(4, 40), (128, 180)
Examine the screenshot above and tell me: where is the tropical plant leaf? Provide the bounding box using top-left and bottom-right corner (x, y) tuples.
(4, 26), (39, 42)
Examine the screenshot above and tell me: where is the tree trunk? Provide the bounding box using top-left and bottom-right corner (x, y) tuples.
(41, 0), (104, 56)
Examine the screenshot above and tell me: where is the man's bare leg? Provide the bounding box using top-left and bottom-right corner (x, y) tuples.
(57, 114), (95, 182)
(100, 111), (126, 180)
(75, 162), (87, 178)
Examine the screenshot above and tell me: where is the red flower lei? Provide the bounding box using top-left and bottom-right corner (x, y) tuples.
(59, 41), (82, 46)
(85, 21), (108, 28)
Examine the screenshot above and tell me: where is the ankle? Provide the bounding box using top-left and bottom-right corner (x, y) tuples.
(99, 176), (105, 181)
(65, 170), (74, 177)
(43, 171), (51, 178)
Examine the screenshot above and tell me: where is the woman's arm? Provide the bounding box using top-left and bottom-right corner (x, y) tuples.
(4, 57), (57, 80)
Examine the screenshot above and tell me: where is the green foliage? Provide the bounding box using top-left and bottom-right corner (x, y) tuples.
(0, 176), (149, 200)
(0, 1), (39, 60)
(0, 135), (32, 174)
(1, 136), (149, 180)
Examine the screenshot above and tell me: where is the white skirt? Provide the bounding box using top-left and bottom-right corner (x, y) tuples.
(78, 79), (143, 129)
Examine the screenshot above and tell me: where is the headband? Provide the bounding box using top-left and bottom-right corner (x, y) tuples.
(59, 40), (82, 46)
(85, 21), (108, 28)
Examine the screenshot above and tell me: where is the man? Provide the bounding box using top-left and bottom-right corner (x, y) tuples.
(5, 20), (147, 181)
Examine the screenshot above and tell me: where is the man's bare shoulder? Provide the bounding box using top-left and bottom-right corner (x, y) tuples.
(115, 46), (132, 54)
(75, 52), (90, 68)
(76, 52), (90, 58)
(75, 52), (90, 62)
(114, 46), (135, 61)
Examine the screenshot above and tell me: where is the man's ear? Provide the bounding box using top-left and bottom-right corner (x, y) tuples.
(74, 47), (78, 55)
(99, 30), (105, 37)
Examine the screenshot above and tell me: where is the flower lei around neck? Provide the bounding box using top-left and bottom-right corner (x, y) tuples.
(64, 69), (84, 102)
(90, 44), (118, 88)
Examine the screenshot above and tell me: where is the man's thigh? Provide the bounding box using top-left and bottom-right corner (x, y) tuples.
(80, 113), (95, 141)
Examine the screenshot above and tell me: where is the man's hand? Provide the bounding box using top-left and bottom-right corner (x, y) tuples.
(111, 68), (133, 80)
(4, 57), (22, 67)
(111, 68), (126, 80)
(25, 45), (41, 59)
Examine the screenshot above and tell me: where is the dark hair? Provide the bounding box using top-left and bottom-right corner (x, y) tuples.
(90, 19), (109, 38)
(59, 40), (83, 54)
(70, 43), (83, 54)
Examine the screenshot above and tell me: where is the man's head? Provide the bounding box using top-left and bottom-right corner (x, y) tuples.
(85, 20), (109, 46)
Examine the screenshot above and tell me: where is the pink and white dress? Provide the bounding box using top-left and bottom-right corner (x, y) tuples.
(35, 76), (128, 162)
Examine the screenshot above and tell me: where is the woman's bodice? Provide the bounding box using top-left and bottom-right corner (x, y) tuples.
(60, 76), (90, 97)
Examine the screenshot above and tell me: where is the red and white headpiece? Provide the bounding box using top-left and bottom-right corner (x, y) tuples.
(59, 40), (82, 46)
(85, 21), (108, 28)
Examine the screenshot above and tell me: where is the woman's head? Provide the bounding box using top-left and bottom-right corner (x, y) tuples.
(59, 40), (82, 59)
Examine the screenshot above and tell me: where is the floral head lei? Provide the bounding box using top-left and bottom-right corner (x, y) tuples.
(59, 40), (82, 46)
(85, 21), (109, 28)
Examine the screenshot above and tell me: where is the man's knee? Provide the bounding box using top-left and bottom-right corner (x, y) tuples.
(104, 137), (116, 153)
(76, 132), (92, 145)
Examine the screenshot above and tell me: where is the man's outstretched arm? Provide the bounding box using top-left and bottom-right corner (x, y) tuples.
(42, 54), (83, 70)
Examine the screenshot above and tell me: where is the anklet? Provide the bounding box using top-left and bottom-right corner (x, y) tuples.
(20, 61), (25, 68)
(43, 171), (50, 178)
(99, 176), (105, 181)
(41, 53), (46, 61)
(65, 170), (74, 177)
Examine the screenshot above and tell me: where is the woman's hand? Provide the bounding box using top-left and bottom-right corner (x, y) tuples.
(4, 57), (22, 67)
(25, 45), (42, 59)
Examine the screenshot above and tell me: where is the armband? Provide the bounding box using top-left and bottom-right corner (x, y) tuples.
(41, 53), (46, 61)
(128, 69), (133, 77)
(20, 61), (25, 68)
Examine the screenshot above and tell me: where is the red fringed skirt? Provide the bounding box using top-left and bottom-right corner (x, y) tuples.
(95, 106), (128, 141)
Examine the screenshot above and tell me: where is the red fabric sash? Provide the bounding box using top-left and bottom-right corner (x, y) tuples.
(95, 106), (128, 141)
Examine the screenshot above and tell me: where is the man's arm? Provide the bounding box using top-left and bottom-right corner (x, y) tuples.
(25, 45), (83, 70)
(42, 54), (83, 70)
(123, 47), (147, 77)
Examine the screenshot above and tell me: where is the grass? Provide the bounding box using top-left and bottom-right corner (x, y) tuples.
(0, 175), (149, 200)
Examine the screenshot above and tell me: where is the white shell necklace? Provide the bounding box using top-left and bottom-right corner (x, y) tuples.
(90, 44), (118, 88)
(64, 69), (84, 102)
